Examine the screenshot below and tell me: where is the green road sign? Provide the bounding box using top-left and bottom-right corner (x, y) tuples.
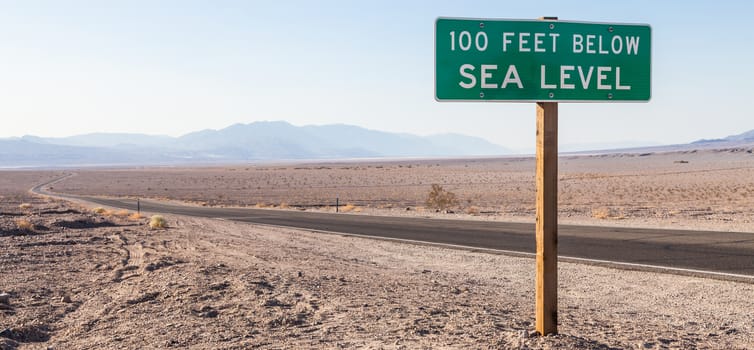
(435, 18), (651, 102)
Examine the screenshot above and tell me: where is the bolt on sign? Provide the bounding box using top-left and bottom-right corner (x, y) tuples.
(435, 18), (651, 102)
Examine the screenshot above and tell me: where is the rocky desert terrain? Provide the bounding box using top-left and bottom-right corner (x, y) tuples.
(2, 150), (754, 349)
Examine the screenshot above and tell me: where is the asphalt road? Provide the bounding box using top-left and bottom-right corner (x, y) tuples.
(33, 180), (754, 278)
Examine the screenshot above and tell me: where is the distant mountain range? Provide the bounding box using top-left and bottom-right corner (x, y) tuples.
(692, 129), (754, 144)
(3, 122), (753, 168)
(565, 129), (754, 155)
(0, 121), (511, 168)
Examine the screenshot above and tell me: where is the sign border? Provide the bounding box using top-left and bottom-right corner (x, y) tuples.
(434, 17), (653, 103)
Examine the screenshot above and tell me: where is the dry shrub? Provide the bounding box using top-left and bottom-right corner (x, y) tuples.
(128, 213), (144, 221)
(426, 184), (459, 211)
(255, 202), (268, 209)
(466, 206), (481, 215)
(278, 202), (289, 209)
(148, 215), (167, 229)
(340, 204), (357, 213)
(592, 207), (611, 220)
(114, 209), (131, 217)
(92, 207), (107, 214)
(592, 207), (626, 220)
(15, 219), (34, 231)
(19, 203), (32, 210)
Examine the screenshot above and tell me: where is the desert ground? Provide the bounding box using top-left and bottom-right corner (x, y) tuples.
(2, 149), (754, 349)
(52, 149), (754, 232)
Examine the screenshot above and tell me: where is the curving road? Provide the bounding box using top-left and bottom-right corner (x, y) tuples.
(32, 176), (754, 281)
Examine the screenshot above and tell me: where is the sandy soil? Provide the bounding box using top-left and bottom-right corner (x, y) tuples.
(3, 150), (754, 349)
(52, 149), (754, 233)
(2, 188), (754, 349)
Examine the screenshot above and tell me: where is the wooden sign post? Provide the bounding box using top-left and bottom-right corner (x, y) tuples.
(535, 17), (558, 335)
(535, 101), (558, 335)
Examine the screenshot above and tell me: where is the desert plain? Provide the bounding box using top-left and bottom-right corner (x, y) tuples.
(2, 148), (754, 349)
(53, 148), (754, 232)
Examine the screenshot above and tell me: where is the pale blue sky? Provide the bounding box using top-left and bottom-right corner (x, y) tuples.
(1, 1), (753, 152)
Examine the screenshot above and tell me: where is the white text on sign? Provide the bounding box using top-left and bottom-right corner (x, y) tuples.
(451, 31), (642, 90)
(458, 65), (631, 90)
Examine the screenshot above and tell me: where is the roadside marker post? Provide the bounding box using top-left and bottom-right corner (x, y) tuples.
(435, 16), (651, 335)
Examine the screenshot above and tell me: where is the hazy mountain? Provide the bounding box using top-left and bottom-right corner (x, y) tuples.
(424, 133), (513, 156)
(0, 121), (510, 167)
(692, 129), (754, 144)
(4, 122), (753, 168)
(723, 129), (754, 142)
(176, 122), (342, 159)
(0, 139), (159, 167)
(28, 133), (174, 148)
(572, 129), (754, 155)
(173, 122), (509, 158)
